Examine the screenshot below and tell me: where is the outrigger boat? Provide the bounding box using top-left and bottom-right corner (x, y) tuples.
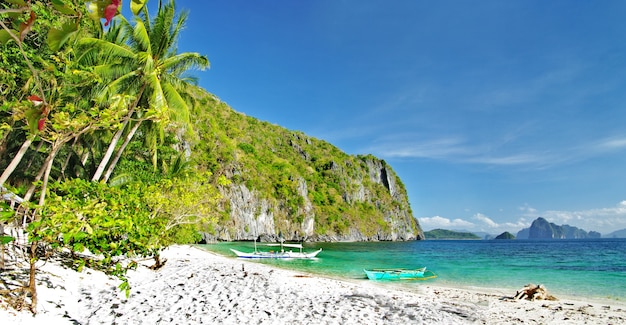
(230, 240), (322, 259)
(364, 267), (437, 280)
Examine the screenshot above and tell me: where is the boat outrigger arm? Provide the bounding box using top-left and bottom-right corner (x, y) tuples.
(265, 243), (305, 252)
(230, 241), (322, 259)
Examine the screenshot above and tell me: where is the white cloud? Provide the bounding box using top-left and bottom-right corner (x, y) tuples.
(417, 216), (474, 230)
(466, 154), (547, 166)
(473, 213), (498, 228)
(366, 133), (571, 170)
(598, 137), (626, 150)
(418, 214), (529, 235)
(518, 204), (537, 214)
(371, 136), (472, 160)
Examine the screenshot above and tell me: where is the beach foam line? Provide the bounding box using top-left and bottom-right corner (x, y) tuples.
(2, 245), (625, 324)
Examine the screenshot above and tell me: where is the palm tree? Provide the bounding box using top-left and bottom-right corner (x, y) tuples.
(82, 0), (209, 182)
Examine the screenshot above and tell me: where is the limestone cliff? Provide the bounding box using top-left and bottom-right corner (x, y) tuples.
(194, 95), (423, 242)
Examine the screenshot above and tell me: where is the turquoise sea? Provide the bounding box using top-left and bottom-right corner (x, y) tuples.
(200, 238), (626, 301)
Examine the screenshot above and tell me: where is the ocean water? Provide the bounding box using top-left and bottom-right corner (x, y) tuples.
(199, 238), (626, 301)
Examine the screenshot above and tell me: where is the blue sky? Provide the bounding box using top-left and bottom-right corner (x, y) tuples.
(136, 1), (626, 235)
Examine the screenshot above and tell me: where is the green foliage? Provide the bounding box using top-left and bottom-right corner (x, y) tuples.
(0, 201), (16, 223)
(0, 0), (225, 312)
(237, 142), (255, 154)
(142, 172), (223, 246)
(0, 235), (14, 245)
(28, 171), (223, 292)
(0, 201), (17, 245)
(32, 179), (153, 261)
(0, 202), (16, 245)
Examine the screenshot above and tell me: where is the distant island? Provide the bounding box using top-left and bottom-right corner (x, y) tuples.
(605, 228), (626, 238)
(516, 217), (601, 239)
(424, 229), (481, 240)
(429, 217), (614, 240)
(494, 232), (515, 240)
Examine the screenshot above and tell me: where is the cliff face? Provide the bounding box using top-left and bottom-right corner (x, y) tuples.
(518, 217), (600, 239)
(195, 95), (423, 242)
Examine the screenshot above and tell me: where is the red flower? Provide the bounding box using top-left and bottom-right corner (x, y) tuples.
(19, 11), (36, 41)
(38, 117), (46, 131)
(104, 0), (121, 27)
(28, 95), (43, 106)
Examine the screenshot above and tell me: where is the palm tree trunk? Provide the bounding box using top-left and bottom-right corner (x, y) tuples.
(25, 141), (44, 171)
(59, 136), (79, 181)
(92, 84), (144, 182)
(23, 141), (62, 203)
(91, 118), (128, 182)
(37, 145), (59, 206)
(0, 134), (35, 188)
(103, 120), (143, 183)
(0, 129), (11, 160)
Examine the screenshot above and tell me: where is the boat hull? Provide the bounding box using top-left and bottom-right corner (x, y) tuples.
(230, 248), (322, 259)
(364, 267), (436, 280)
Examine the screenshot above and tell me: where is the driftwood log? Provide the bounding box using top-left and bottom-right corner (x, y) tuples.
(514, 284), (558, 301)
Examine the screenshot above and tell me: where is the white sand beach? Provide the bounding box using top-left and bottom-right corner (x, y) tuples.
(1, 245), (625, 324)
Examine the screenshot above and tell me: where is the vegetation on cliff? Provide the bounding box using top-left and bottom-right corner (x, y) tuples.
(191, 94), (420, 241)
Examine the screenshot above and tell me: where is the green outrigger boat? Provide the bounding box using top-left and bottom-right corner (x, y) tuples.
(364, 267), (437, 280)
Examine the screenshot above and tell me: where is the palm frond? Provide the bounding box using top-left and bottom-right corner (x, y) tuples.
(78, 38), (136, 61)
(166, 152), (192, 179)
(162, 82), (189, 124)
(147, 73), (167, 116)
(109, 173), (136, 187)
(150, 0), (179, 58)
(161, 52), (209, 75)
(132, 20), (151, 53)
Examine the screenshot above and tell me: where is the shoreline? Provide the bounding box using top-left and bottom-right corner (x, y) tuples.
(202, 243), (626, 305)
(2, 245), (625, 324)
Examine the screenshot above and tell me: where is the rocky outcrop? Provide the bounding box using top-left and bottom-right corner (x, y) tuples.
(513, 284), (557, 301)
(517, 217), (599, 240)
(494, 232), (515, 240)
(195, 96), (423, 243)
(202, 154), (423, 243)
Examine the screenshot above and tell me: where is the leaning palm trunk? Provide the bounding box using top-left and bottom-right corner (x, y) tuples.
(24, 125), (94, 204)
(103, 119), (143, 183)
(92, 84), (145, 182)
(0, 135), (35, 188)
(37, 145), (60, 206)
(91, 115), (129, 182)
(58, 136), (81, 181)
(23, 140), (64, 203)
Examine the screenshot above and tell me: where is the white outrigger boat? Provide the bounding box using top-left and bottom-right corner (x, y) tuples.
(230, 240), (322, 259)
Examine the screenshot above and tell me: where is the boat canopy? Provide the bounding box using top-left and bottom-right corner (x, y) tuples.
(265, 243), (303, 249)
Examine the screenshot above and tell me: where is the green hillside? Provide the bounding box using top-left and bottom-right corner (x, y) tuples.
(178, 93), (421, 240)
(424, 229), (481, 240)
